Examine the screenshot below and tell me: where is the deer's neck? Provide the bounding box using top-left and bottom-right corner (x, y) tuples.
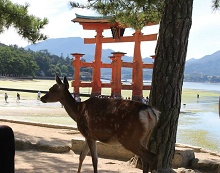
(60, 91), (79, 122)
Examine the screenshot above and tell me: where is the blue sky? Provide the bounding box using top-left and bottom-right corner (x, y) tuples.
(0, 0), (219, 60)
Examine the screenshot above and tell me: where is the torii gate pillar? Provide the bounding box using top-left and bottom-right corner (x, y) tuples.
(110, 52), (126, 98)
(71, 53), (85, 97)
(132, 30), (143, 101)
(91, 29), (103, 97)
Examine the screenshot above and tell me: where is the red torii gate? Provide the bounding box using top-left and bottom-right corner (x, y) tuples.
(71, 14), (158, 101)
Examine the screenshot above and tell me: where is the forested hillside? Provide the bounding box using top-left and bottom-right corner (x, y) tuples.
(185, 51), (220, 76)
(184, 51), (220, 82)
(0, 44), (91, 78)
(1, 37), (220, 82)
(25, 37), (154, 80)
(25, 37), (220, 77)
(25, 37), (152, 63)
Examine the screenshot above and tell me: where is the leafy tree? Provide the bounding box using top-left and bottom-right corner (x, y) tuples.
(212, 0), (220, 10)
(34, 52), (50, 76)
(60, 64), (68, 77)
(0, 44), (91, 78)
(0, 45), (39, 76)
(70, 0), (163, 30)
(70, 0), (194, 171)
(0, 0), (48, 43)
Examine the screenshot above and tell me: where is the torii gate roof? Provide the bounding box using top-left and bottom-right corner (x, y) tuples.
(72, 14), (112, 23)
(72, 14), (158, 30)
(72, 13), (118, 30)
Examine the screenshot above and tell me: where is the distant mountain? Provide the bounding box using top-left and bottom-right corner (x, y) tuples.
(185, 58), (197, 64)
(25, 37), (153, 63)
(25, 37), (96, 61)
(25, 37), (220, 77)
(185, 50), (220, 76)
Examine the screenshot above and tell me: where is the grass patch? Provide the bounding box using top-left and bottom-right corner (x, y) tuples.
(182, 88), (220, 103)
(177, 129), (219, 152)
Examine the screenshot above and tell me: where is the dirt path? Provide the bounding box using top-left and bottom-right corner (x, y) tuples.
(0, 121), (142, 173)
(0, 120), (219, 173)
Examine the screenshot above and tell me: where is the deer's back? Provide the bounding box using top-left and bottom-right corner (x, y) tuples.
(76, 97), (158, 144)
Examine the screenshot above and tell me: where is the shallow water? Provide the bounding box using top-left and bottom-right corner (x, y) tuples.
(178, 82), (220, 152)
(183, 82), (220, 92)
(177, 111), (220, 152)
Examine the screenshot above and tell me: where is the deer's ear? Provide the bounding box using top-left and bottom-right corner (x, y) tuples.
(63, 76), (69, 89)
(55, 74), (62, 85)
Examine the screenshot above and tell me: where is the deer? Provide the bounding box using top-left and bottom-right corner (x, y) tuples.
(41, 74), (160, 173)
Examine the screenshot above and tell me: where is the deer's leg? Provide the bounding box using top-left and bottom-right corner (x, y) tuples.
(140, 145), (158, 173)
(120, 139), (157, 173)
(77, 140), (90, 173)
(142, 161), (149, 173)
(86, 139), (98, 173)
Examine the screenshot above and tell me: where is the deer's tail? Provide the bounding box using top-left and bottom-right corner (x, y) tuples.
(139, 106), (160, 129)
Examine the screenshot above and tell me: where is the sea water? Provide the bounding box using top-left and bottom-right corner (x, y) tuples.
(178, 82), (220, 152)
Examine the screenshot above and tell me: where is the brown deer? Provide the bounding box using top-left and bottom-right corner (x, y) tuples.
(41, 74), (160, 173)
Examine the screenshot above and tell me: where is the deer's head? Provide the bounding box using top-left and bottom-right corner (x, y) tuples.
(41, 74), (69, 103)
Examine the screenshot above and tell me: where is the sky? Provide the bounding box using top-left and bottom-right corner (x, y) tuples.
(0, 0), (220, 60)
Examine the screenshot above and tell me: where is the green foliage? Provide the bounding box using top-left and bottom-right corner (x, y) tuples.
(0, 45), (38, 76)
(70, 0), (164, 30)
(0, 0), (48, 43)
(212, 0), (220, 11)
(26, 49), (74, 77)
(0, 44), (92, 77)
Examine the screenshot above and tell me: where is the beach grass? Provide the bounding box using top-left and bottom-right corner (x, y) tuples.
(182, 88), (219, 103)
(177, 129), (219, 152)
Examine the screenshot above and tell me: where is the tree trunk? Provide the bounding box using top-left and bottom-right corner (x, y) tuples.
(148, 0), (193, 171)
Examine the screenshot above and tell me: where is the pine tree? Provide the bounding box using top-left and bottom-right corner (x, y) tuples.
(0, 0), (48, 43)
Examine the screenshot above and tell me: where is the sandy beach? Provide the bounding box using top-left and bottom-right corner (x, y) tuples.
(0, 120), (144, 173)
(0, 103), (143, 172)
(2, 120), (215, 173)
(0, 99), (220, 172)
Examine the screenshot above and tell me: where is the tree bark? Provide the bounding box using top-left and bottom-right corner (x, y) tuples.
(148, 0), (193, 171)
